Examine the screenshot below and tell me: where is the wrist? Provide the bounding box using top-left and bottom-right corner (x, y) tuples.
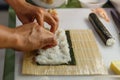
(7, 28), (18, 49)
(11, 28), (24, 50)
(0, 25), (18, 49)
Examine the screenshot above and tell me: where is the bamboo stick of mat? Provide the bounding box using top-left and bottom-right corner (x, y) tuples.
(22, 30), (108, 75)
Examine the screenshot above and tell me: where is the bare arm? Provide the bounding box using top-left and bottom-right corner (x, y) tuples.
(5, 0), (25, 9)
(0, 25), (17, 49)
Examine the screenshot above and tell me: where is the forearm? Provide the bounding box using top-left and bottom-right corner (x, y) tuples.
(0, 25), (17, 49)
(5, 0), (26, 10)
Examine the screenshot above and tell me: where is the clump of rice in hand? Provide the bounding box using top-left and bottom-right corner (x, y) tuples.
(35, 29), (71, 65)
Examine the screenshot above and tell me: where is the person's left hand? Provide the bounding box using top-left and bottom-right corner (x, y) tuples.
(14, 22), (57, 51)
(14, 2), (59, 33)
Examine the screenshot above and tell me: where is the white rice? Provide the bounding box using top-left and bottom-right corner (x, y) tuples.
(106, 38), (115, 46)
(35, 29), (71, 65)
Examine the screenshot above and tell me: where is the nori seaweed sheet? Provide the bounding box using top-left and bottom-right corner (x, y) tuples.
(36, 31), (76, 66)
(65, 31), (76, 65)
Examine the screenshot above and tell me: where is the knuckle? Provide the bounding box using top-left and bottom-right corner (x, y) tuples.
(37, 8), (44, 14)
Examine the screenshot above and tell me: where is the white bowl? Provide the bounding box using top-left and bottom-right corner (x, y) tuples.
(31, 0), (67, 8)
(79, 0), (107, 8)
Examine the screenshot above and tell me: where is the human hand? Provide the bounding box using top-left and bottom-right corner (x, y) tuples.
(14, 1), (58, 33)
(5, 0), (58, 33)
(14, 22), (57, 51)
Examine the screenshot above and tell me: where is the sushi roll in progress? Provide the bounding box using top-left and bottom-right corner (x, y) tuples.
(35, 29), (71, 65)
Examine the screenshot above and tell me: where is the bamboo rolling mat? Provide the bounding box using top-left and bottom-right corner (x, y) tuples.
(22, 29), (108, 75)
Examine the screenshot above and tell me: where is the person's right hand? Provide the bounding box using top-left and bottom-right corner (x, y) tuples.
(14, 22), (57, 51)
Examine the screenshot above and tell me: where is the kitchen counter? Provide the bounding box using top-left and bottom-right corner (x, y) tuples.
(0, 11), (8, 26)
(15, 8), (120, 80)
(0, 1), (120, 80)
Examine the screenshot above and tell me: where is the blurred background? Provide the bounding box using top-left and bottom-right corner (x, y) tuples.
(0, 0), (8, 10)
(0, 0), (8, 26)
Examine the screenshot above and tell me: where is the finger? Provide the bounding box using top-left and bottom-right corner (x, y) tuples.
(52, 15), (59, 22)
(39, 27), (57, 49)
(43, 36), (57, 49)
(36, 14), (44, 27)
(41, 37), (57, 49)
(46, 36), (57, 45)
(42, 35), (57, 48)
(48, 9), (58, 20)
(42, 44), (56, 49)
(51, 15), (59, 31)
(48, 10), (59, 31)
(44, 14), (58, 33)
